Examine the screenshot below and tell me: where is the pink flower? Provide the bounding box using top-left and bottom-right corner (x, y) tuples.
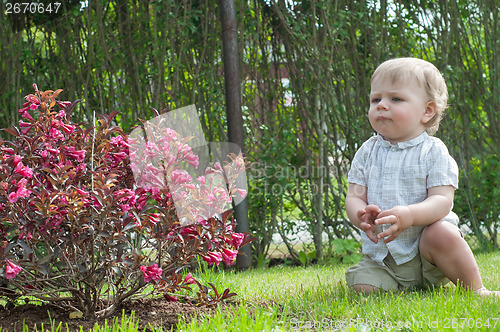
(8, 192), (18, 203)
(182, 183), (195, 190)
(112, 151), (128, 163)
(75, 163), (87, 173)
(13, 155), (22, 166)
(208, 187), (230, 205)
(21, 109), (35, 120)
(14, 162), (33, 178)
(19, 120), (32, 128)
(160, 141), (171, 154)
(202, 252), (222, 266)
(180, 226), (197, 238)
(231, 233), (245, 248)
(44, 143), (60, 155)
(139, 263), (162, 283)
(76, 188), (91, 208)
(48, 128), (64, 141)
(8, 179), (32, 203)
(236, 189), (247, 198)
(197, 176), (206, 185)
(4, 260), (21, 279)
(110, 136), (122, 146)
(110, 135), (129, 147)
(55, 110), (65, 119)
(145, 142), (160, 159)
(135, 192), (149, 210)
(21, 126), (32, 135)
(25, 94), (38, 104)
(170, 169), (192, 184)
(17, 187), (31, 199)
(164, 128), (178, 140)
(57, 101), (71, 110)
(64, 147), (86, 162)
(18, 106), (29, 116)
(115, 188), (136, 212)
(221, 248), (238, 266)
(19, 227), (33, 241)
(2, 147), (14, 155)
(183, 273), (197, 285)
(60, 123), (75, 134)
(179, 145), (199, 168)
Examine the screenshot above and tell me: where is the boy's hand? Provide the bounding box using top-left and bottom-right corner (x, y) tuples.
(374, 206), (414, 243)
(357, 204), (381, 243)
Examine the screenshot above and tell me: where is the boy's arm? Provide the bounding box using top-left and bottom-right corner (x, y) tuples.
(374, 185), (455, 243)
(346, 183), (380, 243)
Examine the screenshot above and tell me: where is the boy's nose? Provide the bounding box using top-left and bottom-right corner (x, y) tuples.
(377, 100), (389, 110)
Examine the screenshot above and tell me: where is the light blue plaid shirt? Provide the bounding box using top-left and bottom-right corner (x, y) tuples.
(347, 132), (459, 265)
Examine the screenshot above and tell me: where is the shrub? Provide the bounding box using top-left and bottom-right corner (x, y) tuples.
(0, 85), (250, 318)
(455, 154), (500, 250)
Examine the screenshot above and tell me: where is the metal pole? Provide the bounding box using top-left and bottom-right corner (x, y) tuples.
(219, 0), (251, 269)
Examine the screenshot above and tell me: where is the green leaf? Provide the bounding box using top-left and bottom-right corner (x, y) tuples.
(298, 250), (308, 266)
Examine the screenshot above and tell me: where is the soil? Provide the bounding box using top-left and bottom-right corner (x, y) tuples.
(0, 297), (213, 331)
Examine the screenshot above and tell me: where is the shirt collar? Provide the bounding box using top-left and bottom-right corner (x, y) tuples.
(377, 132), (428, 150)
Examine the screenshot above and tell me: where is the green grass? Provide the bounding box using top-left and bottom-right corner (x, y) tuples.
(3, 252), (500, 331)
(177, 251), (500, 331)
(0, 311), (144, 332)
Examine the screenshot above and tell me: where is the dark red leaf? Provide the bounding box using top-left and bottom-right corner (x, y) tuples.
(1, 127), (20, 137)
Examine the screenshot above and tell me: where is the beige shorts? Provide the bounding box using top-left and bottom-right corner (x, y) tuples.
(345, 252), (449, 291)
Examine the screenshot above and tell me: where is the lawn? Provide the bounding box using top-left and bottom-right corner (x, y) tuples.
(2, 252), (499, 331)
(178, 251), (500, 331)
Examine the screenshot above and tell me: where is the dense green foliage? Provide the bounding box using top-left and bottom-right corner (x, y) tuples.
(1, 0), (498, 261)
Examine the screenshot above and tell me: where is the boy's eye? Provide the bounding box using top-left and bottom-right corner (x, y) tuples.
(392, 97), (403, 102)
(371, 98), (381, 103)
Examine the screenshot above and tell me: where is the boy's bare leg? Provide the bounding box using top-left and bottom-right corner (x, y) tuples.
(419, 220), (499, 296)
(353, 284), (378, 295)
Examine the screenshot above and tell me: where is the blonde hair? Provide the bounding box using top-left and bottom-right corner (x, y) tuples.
(371, 57), (448, 135)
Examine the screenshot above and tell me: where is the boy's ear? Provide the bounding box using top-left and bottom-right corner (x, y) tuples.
(421, 101), (437, 124)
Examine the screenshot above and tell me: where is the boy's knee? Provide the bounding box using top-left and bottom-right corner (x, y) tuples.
(420, 221), (462, 255)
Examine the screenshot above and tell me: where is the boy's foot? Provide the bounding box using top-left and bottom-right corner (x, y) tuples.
(474, 287), (500, 297)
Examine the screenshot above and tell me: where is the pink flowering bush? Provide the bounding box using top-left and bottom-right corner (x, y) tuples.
(0, 86), (251, 317)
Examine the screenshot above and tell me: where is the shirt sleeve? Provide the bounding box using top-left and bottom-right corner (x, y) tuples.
(426, 138), (459, 189)
(347, 138), (374, 187)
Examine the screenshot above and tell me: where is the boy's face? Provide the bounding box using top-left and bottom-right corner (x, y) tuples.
(368, 75), (435, 144)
